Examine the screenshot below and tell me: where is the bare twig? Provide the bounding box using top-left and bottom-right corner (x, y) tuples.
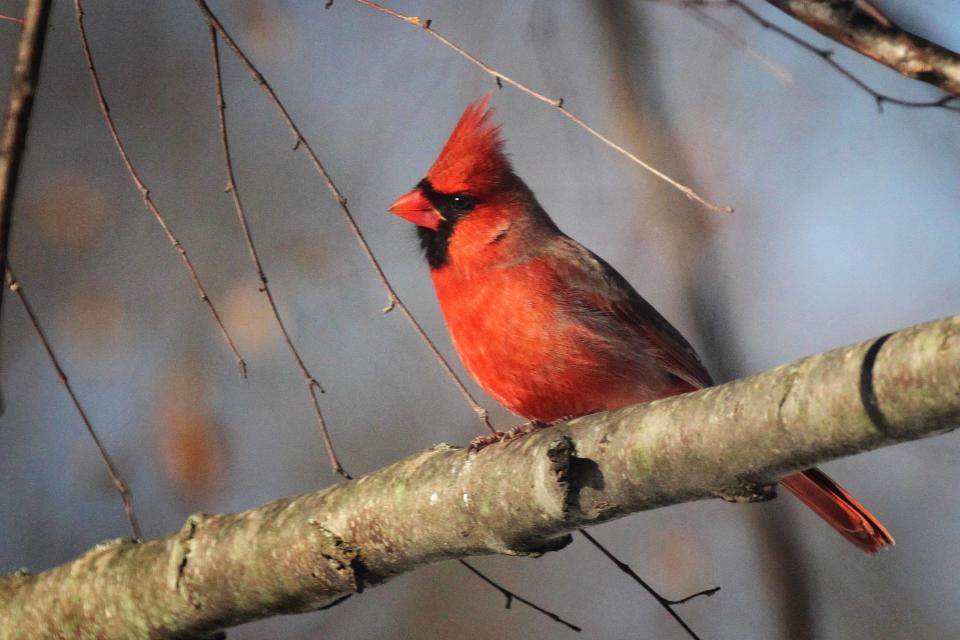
(766, 0), (960, 97)
(73, 0), (248, 377)
(352, 0), (732, 214)
(457, 560), (582, 632)
(0, 14), (25, 26)
(0, 0), (50, 333)
(5, 266), (141, 540)
(579, 531), (718, 640)
(206, 28), (348, 478)
(194, 0), (496, 436)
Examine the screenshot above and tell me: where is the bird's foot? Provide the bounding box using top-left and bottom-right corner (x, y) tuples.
(468, 420), (550, 452)
(468, 431), (507, 452)
(506, 419), (549, 439)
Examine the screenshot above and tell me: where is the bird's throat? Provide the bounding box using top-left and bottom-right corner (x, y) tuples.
(417, 222), (455, 270)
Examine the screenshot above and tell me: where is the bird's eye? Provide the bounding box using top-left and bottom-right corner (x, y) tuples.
(450, 194), (476, 213)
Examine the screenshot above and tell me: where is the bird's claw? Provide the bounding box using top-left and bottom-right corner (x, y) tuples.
(468, 431), (507, 452)
(507, 419), (549, 438)
(467, 420), (550, 452)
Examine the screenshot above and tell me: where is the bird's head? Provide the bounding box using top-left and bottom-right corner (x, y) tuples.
(389, 95), (537, 270)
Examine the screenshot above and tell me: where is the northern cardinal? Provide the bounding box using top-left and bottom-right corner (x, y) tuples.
(389, 96), (892, 553)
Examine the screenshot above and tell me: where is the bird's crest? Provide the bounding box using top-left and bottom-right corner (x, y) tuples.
(427, 95), (513, 194)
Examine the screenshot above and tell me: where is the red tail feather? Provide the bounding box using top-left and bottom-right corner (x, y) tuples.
(781, 468), (894, 554)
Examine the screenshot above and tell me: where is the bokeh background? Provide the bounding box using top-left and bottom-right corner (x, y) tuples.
(1, 1), (958, 638)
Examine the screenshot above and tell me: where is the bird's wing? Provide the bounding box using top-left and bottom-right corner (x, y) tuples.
(545, 236), (714, 390)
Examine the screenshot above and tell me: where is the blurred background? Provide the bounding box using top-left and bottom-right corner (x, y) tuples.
(1, 1), (958, 638)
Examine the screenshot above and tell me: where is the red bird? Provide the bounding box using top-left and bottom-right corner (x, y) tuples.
(389, 97), (893, 553)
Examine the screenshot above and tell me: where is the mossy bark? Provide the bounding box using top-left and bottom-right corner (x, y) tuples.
(1, 316), (958, 639)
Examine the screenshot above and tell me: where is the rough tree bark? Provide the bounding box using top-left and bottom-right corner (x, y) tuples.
(1, 314), (958, 639)
(766, 0), (960, 96)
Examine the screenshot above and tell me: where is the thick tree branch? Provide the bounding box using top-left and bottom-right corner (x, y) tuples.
(766, 0), (960, 96)
(1, 315), (958, 638)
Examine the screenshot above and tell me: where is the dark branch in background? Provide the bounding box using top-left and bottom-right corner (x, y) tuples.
(206, 28), (348, 478)
(765, 0), (960, 97)
(351, 0), (733, 214)
(654, 0), (960, 113)
(457, 560), (582, 633)
(193, 0), (498, 437)
(579, 531), (718, 640)
(1, 315), (957, 638)
(0, 0), (50, 357)
(4, 266), (141, 540)
(202, 7), (579, 631)
(73, 0), (248, 377)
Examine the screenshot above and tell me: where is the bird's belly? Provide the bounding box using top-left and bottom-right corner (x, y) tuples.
(439, 278), (672, 422)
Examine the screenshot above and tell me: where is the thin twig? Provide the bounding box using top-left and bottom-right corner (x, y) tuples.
(352, 0), (732, 214)
(194, 0), (496, 436)
(687, 6), (793, 85)
(0, 0), (50, 334)
(457, 560), (582, 632)
(0, 14), (25, 25)
(655, 0), (960, 113)
(73, 0), (248, 377)
(207, 28), (349, 478)
(196, 3), (592, 632)
(578, 530), (719, 640)
(5, 266), (142, 540)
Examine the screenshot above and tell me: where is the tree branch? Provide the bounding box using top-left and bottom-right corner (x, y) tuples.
(2, 315), (958, 638)
(0, 0), (50, 333)
(206, 26), (348, 478)
(766, 0), (960, 97)
(5, 266), (141, 540)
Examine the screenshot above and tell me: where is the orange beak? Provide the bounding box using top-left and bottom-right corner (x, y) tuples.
(388, 189), (444, 231)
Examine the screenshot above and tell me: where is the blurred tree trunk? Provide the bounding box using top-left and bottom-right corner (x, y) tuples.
(589, 0), (712, 325)
(589, 2), (816, 638)
(696, 279), (818, 640)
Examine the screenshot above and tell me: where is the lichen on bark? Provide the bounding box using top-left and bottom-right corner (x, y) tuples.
(1, 315), (958, 639)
